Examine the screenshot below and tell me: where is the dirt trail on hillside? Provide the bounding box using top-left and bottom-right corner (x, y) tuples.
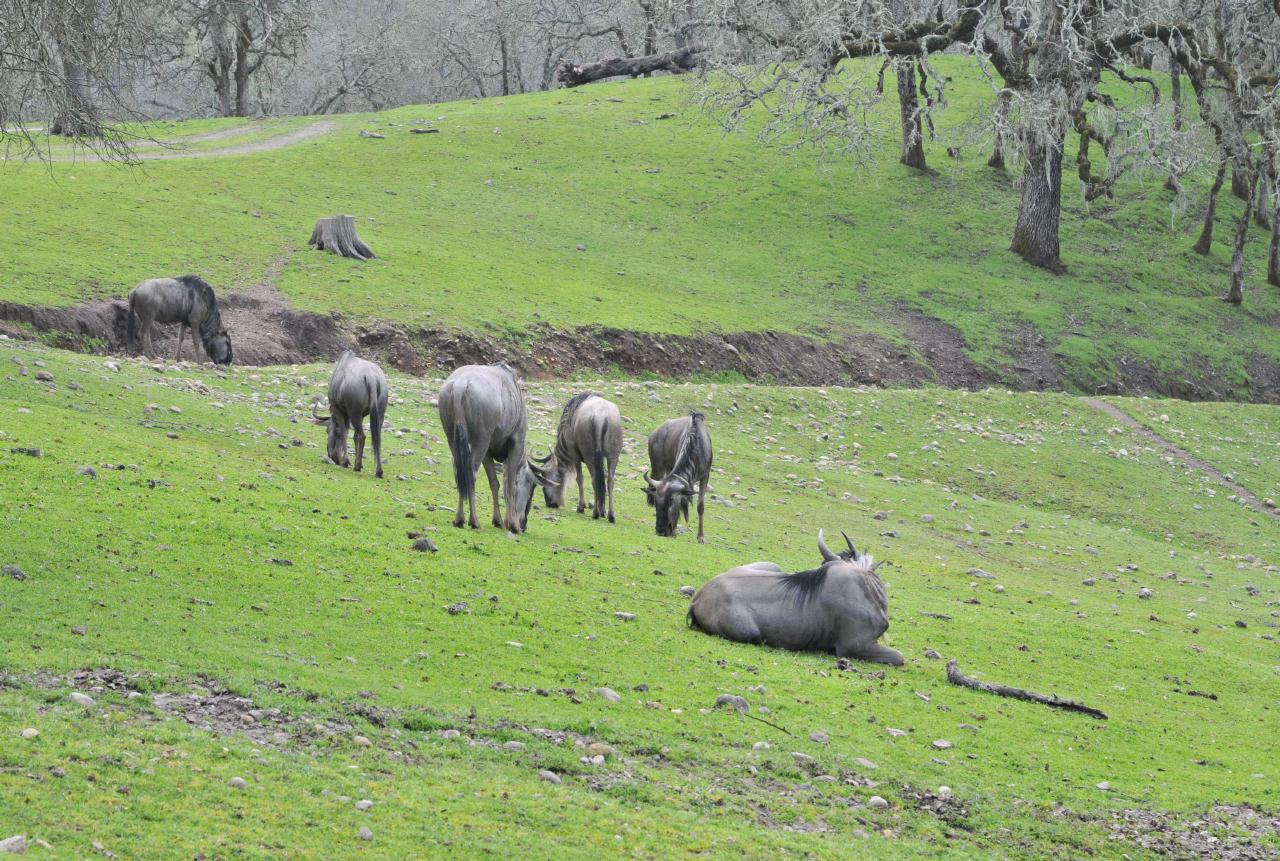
(1083, 397), (1279, 520)
(50, 120), (337, 162)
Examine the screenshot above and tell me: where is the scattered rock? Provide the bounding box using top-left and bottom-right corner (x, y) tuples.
(994, 584), (1005, 593)
(358, 826), (374, 841)
(1138, 588), (1153, 599)
(715, 694), (749, 713)
(679, 586), (696, 597)
(938, 785), (952, 797)
(1097, 781), (1111, 791)
(539, 770), (562, 784)
(867, 795), (889, 809)
(0, 835), (27, 854)
(68, 692), (95, 707)
(35, 370), (53, 382)
(228, 777), (248, 789)
(355, 799), (373, 811)
(444, 602), (468, 615)
(20, 728), (38, 739)
(71, 626), (87, 636)
(932, 739), (953, 750)
(359, 130), (385, 139)
(586, 742), (615, 759)
(854, 757), (877, 770)
(923, 649), (942, 660)
(502, 741), (525, 751)
(791, 752), (816, 767)
(752, 741), (771, 750)
(439, 729), (462, 740)
(1082, 578), (1096, 586)
(3, 565), (26, 581)
(353, 735), (372, 747)
(593, 687), (621, 703)
(614, 612), (636, 621)
(10, 447), (41, 457)
(76, 466), (97, 479)
(967, 567), (995, 579)
(809, 731), (830, 745)
(412, 537), (438, 553)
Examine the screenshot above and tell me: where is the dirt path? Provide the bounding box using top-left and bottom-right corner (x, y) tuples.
(51, 120), (337, 162)
(1083, 397), (1279, 520)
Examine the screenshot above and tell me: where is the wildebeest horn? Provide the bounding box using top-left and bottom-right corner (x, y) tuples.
(532, 452), (553, 464)
(841, 530), (857, 560)
(817, 529), (838, 563)
(643, 470), (657, 489)
(310, 402), (330, 423)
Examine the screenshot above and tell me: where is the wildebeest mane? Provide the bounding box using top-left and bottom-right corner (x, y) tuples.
(667, 411), (707, 483)
(774, 554), (885, 609)
(554, 392), (595, 462)
(178, 275), (223, 343)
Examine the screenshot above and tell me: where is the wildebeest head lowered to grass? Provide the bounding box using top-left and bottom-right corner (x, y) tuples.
(312, 350), (388, 478)
(126, 276), (232, 365)
(438, 362), (553, 533)
(534, 392), (623, 522)
(645, 411), (712, 542)
(688, 530), (903, 666)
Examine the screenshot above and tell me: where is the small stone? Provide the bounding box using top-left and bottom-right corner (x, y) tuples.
(20, 728), (38, 739)
(77, 466), (97, 479)
(35, 370), (53, 381)
(967, 567), (995, 579)
(3, 565), (25, 581)
(809, 731), (830, 745)
(714, 694), (749, 713)
(0, 835), (27, 853)
(920, 514), (934, 522)
(1235, 620), (1247, 629)
(593, 687), (621, 702)
(539, 770), (562, 784)
(352, 735), (373, 747)
(439, 729), (461, 739)
(866, 795), (889, 809)
(791, 752), (816, 767)
(1138, 588), (1153, 599)
(932, 739), (953, 750)
(105, 361), (119, 372)
(412, 538), (438, 553)
(854, 757), (877, 770)
(938, 785), (952, 797)
(68, 692), (95, 707)
(994, 584), (1005, 593)
(586, 742), (615, 759)
(923, 649), (942, 660)
(614, 612), (636, 621)
(575, 243), (587, 251)
(1096, 781), (1111, 791)
(679, 586), (696, 597)
(752, 741), (771, 750)
(228, 777), (247, 789)
(503, 741), (525, 751)
(885, 727), (907, 737)
(358, 826), (373, 841)
(355, 799), (373, 811)
(1082, 578), (1096, 586)
(71, 626), (87, 636)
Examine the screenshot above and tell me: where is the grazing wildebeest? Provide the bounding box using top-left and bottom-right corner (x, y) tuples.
(437, 363), (550, 533)
(644, 411), (712, 542)
(126, 276), (232, 364)
(534, 392), (623, 522)
(688, 530), (903, 665)
(311, 351), (388, 478)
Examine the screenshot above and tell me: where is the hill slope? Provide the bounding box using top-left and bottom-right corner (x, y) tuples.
(1, 60), (1278, 401)
(2, 339), (1279, 857)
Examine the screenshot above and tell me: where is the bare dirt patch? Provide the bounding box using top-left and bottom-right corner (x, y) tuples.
(1109, 806), (1280, 861)
(50, 121), (337, 162)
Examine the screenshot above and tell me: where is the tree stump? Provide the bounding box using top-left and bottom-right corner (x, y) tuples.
(309, 215), (375, 261)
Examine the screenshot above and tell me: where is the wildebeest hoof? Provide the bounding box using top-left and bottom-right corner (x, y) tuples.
(452, 519), (465, 528)
(697, 536), (706, 544)
(375, 470), (383, 478)
(608, 514), (615, 523)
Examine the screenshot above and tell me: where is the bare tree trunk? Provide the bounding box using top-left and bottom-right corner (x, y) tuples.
(988, 90), (1011, 170)
(557, 45), (706, 87)
(896, 58), (927, 171)
(1011, 132), (1065, 272)
(1226, 168), (1257, 305)
(1231, 166), (1251, 201)
(48, 7), (100, 137)
(499, 34), (511, 96)
(1268, 170), (1280, 288)
(1193, 157), (1228, 255)
(1255, 180), (1270, 230)
(1165, 57), (1182, 191)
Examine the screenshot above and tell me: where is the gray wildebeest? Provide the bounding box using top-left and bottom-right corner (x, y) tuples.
(644, 411), (712, 542)
(127, 276), (232, 364)
(688, 530), (903, 665)
(311, 351), (388, 478)
(437, 363), (551, 533)
(534, 392), (623, 522)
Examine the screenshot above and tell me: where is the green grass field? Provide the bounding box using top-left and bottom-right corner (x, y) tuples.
(1, 58), (1278, 398)
(2, 339), (1278, 858)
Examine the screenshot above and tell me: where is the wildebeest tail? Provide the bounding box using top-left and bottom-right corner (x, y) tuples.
(368, 386), (384, 463)
(687, 603), (704, 631)
(590, 419), (607, 510)
(450, 420), (473, 498)
(126, 300), (138, 353)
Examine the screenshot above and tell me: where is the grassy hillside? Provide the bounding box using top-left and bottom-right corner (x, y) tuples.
(1, 59), (1278, 399)
(2, 338), (1279, 858)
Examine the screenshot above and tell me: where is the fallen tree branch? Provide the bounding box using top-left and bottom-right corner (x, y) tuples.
(557, 44), (707, 87)
(946, 660), (1108, 720)
(740, 709), (793, 737)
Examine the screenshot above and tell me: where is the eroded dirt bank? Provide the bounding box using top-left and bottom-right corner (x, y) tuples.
(1, 291), (1277, 404)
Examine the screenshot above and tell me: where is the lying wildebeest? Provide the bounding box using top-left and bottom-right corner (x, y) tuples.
(127, 276), (232, 364)
(534, 392), (623, 522)
(688, 530), (903, 665)
(311, 351), (388, 478)
(438, 362), (550, 533)
(644, 411), (712, 542)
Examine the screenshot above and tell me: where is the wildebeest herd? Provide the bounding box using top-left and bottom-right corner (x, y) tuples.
(122, 275), (903, 665)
